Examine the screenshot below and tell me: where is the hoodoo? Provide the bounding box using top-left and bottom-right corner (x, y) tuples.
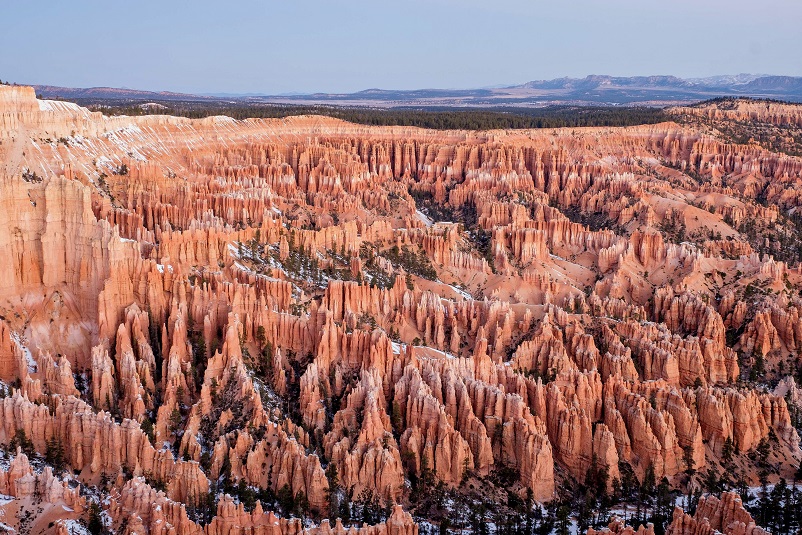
(0, 85), (799, 534)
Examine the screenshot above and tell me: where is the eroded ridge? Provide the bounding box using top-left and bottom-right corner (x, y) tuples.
(0, 85), (799, 535)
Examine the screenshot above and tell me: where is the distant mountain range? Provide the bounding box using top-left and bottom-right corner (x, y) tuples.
(32, 74), (802, 108)
(32, 85), (219, 102)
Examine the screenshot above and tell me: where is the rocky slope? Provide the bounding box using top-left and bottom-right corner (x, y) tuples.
(588, 491), (768, 535)
(0, 85), (799, 534)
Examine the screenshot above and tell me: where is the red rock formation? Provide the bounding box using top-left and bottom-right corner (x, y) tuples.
(588, 492), (770, 535)
(588, 518), (655, 535)
(669, 99), (802, 128)
(666, 492), (768, 535)
(107, 477), (417, 535)
(0, 448), (85, 509)
(2, 84), (802, 531)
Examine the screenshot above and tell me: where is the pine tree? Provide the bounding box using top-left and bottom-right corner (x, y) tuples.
(87, 502), (104, 535)
(439, 517), (451, 535)
(10, 428), (35, 457)
(419, 454), (434, 494)
(555, 504), (570, 535)
(140, 417), (155, 442)
(45, 435), (66, 471)
(294, 490), (309, 517)
(721, 437), (734, 466)
(769, 479), (786, 534)
(339, 494), (352, 524)
(325, 463), (340, 519)
(277, 483), (295, 516)
(577, 494), (592, 534)
(682, 445), (696, 476)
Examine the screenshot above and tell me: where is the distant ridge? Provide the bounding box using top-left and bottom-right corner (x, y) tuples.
(32, 85), (218, 102)
(517, 75), (693, 90)
(32, 74), (802, 108)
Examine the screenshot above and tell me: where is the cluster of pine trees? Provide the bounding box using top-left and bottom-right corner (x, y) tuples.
(81, 100), (668, 131)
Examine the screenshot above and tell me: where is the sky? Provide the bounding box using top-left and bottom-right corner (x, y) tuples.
(2, 0), (801, 95)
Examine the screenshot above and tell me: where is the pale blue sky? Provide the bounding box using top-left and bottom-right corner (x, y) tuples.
(2, 0), (801, 94)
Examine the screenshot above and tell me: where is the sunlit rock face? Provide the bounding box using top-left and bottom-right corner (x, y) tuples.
(587, 491), (769, 535)
(0, 86), (798, 534)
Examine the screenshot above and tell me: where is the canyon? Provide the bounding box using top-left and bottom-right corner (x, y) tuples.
(0, 84), (800, 535)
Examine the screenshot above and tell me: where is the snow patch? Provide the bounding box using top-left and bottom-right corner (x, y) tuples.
(446, 284), (472, 300)
(10, 333), (36, 373)
(416, 210), (434, 227)
(420, 346), (458, 359)
(38, 99), (84, 113)
(61, 520), (91, 535)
